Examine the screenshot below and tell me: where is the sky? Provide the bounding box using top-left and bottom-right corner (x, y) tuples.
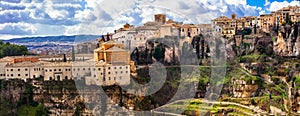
(0, 0), (299, 40)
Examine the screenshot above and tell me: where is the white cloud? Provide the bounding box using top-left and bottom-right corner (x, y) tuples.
(268, 1), (300, 11)
(0, 0), (264, 39)
(264, 0), (270, 7)
(0, 22), (37, 35)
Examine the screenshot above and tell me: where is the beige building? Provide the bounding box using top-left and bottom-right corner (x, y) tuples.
(112, 23), (159, 50)
(43, 62), (72, 81)
(260, 14), (275, 32)
(72, 61), (93, 80)
(180, 24), (201, 38)
(87, 62), (130, 86)
(272, 5), (300, 24)
(236, 16), (260, 29)
(92, 41), (131, 86)
(154, 14), (166, 25)
(212, 16), (236, 38)
(0, 57), (14, 79)
(5, 61), (47, 80)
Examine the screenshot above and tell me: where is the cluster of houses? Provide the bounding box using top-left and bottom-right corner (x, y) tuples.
(0, 41), (131, 86)
(212, 5), (300, 38)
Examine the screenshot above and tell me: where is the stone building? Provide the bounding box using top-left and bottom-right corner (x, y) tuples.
(180, 24), (201, 38)
(236, 16), (260, 29)
(271, 5), (300, 24)
(212, 16), (236, 38)
(72, 61), (93, 80)
(93, 41), (131, 86)
(112, 23), (159, 51)
(0, 57), (14, 79)
(154, 14), (166, 25)
(260, 14), (275, 32)
(43, 62), (72, 81)
(5, 61), (47, 80)
(76, 42), (98, 54)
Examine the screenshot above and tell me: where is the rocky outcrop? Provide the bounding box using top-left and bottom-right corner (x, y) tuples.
(232, 79), (258, 98)
(274, 25), (300, 56)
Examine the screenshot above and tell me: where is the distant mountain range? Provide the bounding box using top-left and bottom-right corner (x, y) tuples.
(1, 35), (102, 44)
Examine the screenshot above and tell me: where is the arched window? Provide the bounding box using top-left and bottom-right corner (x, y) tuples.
(57, 75), (60, 81)
(65, 76), (68, 80)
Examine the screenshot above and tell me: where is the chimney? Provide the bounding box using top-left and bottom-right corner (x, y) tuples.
(232, 14), (236, 19)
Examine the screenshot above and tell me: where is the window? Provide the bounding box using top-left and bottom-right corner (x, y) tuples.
(49, 77), (52, 80)
(119, 67), (122, 69)
(119, 76), (122, 80)
(25, 68), (28, 71)
(65, 69), (68, 71)
(114, 77), (116, 80)
(121, 71), (123, 74)
(83, 68), (85, 71)
(126, 71), (128, 73)
(93, 68), (95, 71)
(65, 76), (68, 80)
(11, 69), (13, 71)
(11, 74), (13, 77)
(25, 74), (28, 76)
(108, 67), (111, 70)
(18, 69), (20, 71)
(101, 73), (103, 75)
(59, 69), (61, 71)
(114, 67), (117, 69)
(115, 71), (118, 74)
(18, 74), (20, 76)
(50, 69), (52, 72)
(45, 69), (48, 72)
(108, 77), (111, 80)
(94, 75), (96, 77)
(54, 69), (56, 71)
(103, 77), (106, 81)
(126, 66), (128, 69)
(7, 69), (8, 71)
(98, 68), (101, 71)
(108, 72), (111, 74)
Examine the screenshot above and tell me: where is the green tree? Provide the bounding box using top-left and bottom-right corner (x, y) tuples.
(0, 42), (29, 58)
(35, 103), (48, 116)
(152, 44), (165, 62)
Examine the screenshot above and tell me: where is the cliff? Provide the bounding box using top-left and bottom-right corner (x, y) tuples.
(274, 24), (300, 56)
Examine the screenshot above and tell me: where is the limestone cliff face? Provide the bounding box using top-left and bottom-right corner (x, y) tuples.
(274, 33), (287, 55)
(274, 25), (300, 56)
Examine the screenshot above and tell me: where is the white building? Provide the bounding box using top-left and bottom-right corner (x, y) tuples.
(86, 62), (130, 86)
(5, 61), (47, 80)
(43, 62), (72, 81)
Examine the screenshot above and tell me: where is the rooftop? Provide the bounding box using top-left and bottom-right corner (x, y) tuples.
(6, 61), (50, 67)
